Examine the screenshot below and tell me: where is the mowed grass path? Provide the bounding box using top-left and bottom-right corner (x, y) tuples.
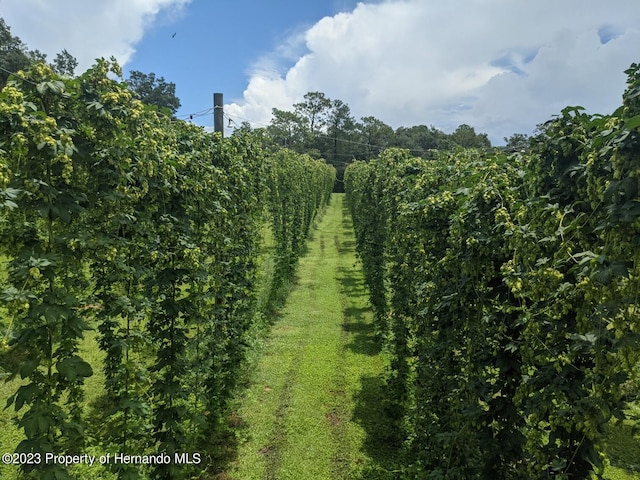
(225, 193), (391, 480)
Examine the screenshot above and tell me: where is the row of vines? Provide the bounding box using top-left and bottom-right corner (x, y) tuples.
(345, 65), (640, 478)
(0, 60), (335, 479)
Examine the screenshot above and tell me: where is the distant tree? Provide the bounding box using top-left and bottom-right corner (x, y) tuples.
(325, 99), (356, 160)
(294, 91), (332, 136)
(52, 49), (78, 76)
(451, 124), (491, 149)
(260, 89), (494, 168)
(356, 116), (395, 159)
(323, 99), (357, 191)
(0, 17), (46, 87)
(393, 125), (454, 156)
(266, 108), (308, 151)
(236, 121), (252, 133)
(503, 133), (530, 151)
(126, 70), (181, 115)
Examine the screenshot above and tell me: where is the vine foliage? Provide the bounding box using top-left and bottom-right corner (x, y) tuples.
(345, 65), (640, 479)
(0, 60), (334, 479)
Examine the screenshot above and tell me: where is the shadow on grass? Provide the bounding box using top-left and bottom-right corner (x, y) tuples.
(606, 413), (640, 473)
(341, 314), (379, 357)
(337, 284), (402, 478)
(336, 264), (380, 358)
(345, 300), (403, 479)
(334, 201), (403, 479)
(351, 375), (404, 480)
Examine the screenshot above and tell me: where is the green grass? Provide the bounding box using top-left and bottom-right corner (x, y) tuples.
(225, 194), (394, 479)
(0, 254), (22, 480)
(604, 400), (640, 479)
(0, 369), (23, 479)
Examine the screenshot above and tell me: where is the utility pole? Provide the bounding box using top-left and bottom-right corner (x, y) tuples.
(213, 93), (223, 136)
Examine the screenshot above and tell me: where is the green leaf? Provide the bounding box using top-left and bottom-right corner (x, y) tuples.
(624, 114), (640, 129)
(28, 256), (54, 268)
(56, 356), (93, 381)
(573, 251), (597, 266)
(14, 383), (38, 410)
(19, 359), (39, 379)
(36, 80), (65, 96)
(535, 257), (550, 267)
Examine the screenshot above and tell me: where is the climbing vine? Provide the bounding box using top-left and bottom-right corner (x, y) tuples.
(266, 149), (335, 285)
(0, 60), (334, 479)
(345, 65), (640, 478)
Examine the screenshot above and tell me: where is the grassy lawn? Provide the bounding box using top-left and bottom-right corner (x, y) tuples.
(0, 254), (21, 480)
(604, 400), (640, 479)
(225, 194), (393, 479)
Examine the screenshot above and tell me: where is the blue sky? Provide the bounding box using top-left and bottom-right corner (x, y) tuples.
(2, 0), (640, 144)
(125, 1), (363, 122)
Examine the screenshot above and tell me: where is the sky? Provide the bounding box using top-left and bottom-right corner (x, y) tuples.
(1, 0), (640, 145)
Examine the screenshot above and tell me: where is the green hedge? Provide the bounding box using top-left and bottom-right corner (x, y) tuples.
(0, 60), (334, 480)
(266, 148), (335, 283)
(345, 65), (640, 479)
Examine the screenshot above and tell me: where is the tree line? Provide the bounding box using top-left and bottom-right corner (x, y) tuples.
(237, 91), (499, 191)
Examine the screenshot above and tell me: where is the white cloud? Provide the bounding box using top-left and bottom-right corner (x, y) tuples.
(0, 0), (190, 72)
(228, 0), (640, 144)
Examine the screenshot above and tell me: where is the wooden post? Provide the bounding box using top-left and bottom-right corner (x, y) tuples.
(214, 93), (223, 136)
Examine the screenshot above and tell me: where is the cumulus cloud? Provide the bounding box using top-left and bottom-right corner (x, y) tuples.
(0, 0), (190, 72)
(227, 0), (640, 144)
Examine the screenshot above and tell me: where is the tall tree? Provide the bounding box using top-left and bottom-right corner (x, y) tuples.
(126, 70), (181, 115)
(325, 99), (357, 192)
(234, 121), (253, 134)
(503, 133), (530, 152)
(356, 116), (395, 160)
(393, 125), (454, 156)
(266, 108), (308, 151)
(326, 99), (356, 162)
(52, 49), (78, 76)
(294, 91), (332, 136)
(0, 18), (46, 87)
(451, 123), (491, 149)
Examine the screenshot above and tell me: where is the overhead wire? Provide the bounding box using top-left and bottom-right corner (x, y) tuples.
(2, 64), (439, 158)
(0, 65), (40, 86)
(176, 106), (214, 121)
